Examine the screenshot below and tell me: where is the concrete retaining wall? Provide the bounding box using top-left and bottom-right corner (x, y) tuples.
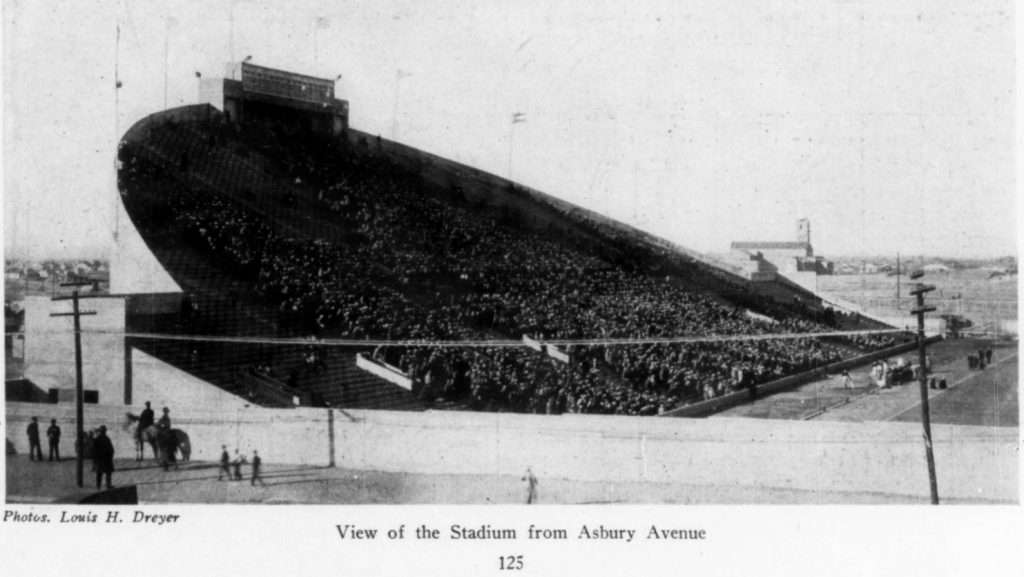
(7, 401), (1016, 502)
(23, 296), (127, 405)
(6, 402), (329, 466)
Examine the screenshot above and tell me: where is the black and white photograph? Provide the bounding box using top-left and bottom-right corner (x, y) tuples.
(3, 0), (1020, 574)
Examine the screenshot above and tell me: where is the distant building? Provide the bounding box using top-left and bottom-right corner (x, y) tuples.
(727, 218), (833, 290)
(199, 61), (348, 136)
(921, 263), (951, 274)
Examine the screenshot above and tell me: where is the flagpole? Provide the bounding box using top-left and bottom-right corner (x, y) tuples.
(393, 69), (412, 140)
(509, 112), (525, 184)
(115, 22), (120, 245)
(164, 20), (169, 109)
(508, 115), (515, 183)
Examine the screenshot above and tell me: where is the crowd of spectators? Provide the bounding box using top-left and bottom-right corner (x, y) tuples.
(120, 115), (900, 415)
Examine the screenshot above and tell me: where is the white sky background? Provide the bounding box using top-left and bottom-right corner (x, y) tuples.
(2, 0), (1016, 260)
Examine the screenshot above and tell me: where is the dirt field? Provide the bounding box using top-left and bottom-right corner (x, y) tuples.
(717, 339), (1018, 428)
(817, 270), (1017, 326)
(4, 453), (1008, 506)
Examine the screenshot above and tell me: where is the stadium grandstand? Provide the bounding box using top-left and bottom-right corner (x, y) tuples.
(95, 61), (908, 417)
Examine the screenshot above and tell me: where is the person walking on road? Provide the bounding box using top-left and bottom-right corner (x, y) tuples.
(232, 450), (246, 481)
(26, 417), (43, 462)
(251, 450), (267, 487)
(218, 445), (232, 481)
(47, 419), (62, 462)
(93, 425), (115, 490)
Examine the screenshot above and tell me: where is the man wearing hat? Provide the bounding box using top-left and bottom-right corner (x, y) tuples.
(26, 417), (43, 462)
(47, 418), (62, 462)
(92, 425), (115, 490)
(157, 407), (172, 431)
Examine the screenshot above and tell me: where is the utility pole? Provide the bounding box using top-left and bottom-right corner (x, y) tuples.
(910, 271), (939, 504)
(51, 282), (97, 488)
(896, 252), (901, 309)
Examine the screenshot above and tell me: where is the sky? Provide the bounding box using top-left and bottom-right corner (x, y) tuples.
(2, 0), (1017, 261)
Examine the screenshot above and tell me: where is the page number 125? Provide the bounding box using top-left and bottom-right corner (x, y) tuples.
(499, 555), (523, 570)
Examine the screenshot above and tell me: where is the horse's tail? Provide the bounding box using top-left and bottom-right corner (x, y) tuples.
(173, 430), (191, 461)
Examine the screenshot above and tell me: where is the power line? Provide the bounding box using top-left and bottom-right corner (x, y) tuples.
(4, 327), (909, 348)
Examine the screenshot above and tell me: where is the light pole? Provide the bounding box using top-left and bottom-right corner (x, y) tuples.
(315, 17), (330, 74)
(235, 403), (250, 450)
(164, 16), (178, 110)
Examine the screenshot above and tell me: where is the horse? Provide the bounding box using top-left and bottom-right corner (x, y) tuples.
(123, 413), (192, 463)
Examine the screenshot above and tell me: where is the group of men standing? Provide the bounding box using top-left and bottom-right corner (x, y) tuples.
(23, 400), (275, 493)
(967, 346), (994, 370)
(218, 445), (266, 486)
(26, 415), (115, 490)
(25, 417), (62, 462)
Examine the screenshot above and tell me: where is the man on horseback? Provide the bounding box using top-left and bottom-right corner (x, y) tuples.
(157, 406), (171, 431)
(137, 402), (154, 447)
(157, 407), (177, 471)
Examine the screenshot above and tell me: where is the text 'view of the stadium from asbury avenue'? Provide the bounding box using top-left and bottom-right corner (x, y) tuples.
(4, 4), (1016, 512)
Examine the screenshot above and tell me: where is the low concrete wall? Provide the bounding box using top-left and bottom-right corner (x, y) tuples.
(6, 402), (329, 466)
(7, 400), (1015, 502)
(546, 345), (570, 364)
(662, 337), (935, 418)
(356, 353), (412, 390)
(522, 335), (543, 352)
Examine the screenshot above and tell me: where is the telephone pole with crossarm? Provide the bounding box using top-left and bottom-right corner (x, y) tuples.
(910, 271), (939, 504)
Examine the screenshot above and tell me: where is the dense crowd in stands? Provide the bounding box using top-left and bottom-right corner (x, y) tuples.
(119, 114), (902, 415)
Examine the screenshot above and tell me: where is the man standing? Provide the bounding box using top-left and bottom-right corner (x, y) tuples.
(251, 450), (267, 487)
(92, 425), (115, 490)
(232, 450), (246, 481)
(522, 468), (538, 504)
(47, 419), (62, 462)
(26, 417), (43, 462)
(841, 370), (854, 390)
(218, 445), (232, 481)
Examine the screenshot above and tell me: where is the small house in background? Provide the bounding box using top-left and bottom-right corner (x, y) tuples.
(921, 263), (951, 274)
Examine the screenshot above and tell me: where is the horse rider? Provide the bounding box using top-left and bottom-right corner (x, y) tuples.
(138, 401), (155, 445)
(156, 407), (177, 471)
(157, 407), (171, 431)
